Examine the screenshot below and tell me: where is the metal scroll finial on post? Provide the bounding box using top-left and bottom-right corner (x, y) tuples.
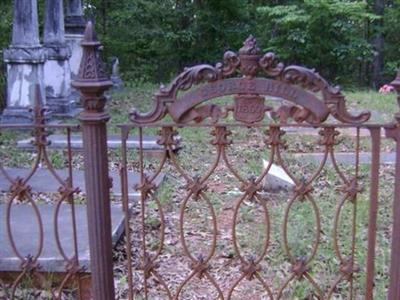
(71, 22), (115, 300)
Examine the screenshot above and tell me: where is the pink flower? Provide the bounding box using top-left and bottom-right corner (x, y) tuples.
(379, 84), (395, 94)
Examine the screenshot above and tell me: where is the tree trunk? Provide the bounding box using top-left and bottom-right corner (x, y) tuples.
(371, 0), (385, 89)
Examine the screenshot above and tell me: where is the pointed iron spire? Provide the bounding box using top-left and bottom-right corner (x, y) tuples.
(72, 22), (112, 115)
(73, 21), (112, 86)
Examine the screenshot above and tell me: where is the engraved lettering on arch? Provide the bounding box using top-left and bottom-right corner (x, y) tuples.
(169, 78), (329, 123)
(218, 81), (227, 93)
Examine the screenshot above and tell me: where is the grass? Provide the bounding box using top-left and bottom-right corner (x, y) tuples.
(108, 84), (396, 299)
(0, 84), (398, 299)
(344, 90), (398, 123)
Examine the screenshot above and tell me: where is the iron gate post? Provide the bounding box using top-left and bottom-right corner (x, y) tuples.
(385, 69), (400, 300)
(72, 22), (115, 300)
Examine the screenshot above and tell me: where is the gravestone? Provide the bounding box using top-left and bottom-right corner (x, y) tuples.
(65, 0), (86, 80)
(0, 168), (165, 200)
(1, 0), (46, 123)
(17, 133), (182, 154)
(0, 204), (124, 272)
(293, 152), (396, 165)
(262, 159), (295, 192)
(43, 0), (75, 116)
(111, 57), (124, 90)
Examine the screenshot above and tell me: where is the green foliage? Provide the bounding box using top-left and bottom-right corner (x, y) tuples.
(86, 0), (255, 82)
(0, 0), (12, 109)
(83, 0), (399, 86)
(0, 0), (399, 87)
(257, 0), (378, 83)
(0, 1), (12, 50)
(384, 0), (400, 74)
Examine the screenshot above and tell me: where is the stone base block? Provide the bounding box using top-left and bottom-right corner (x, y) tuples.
(0, 168), (165, 200)
(65, 33), (84, 79)
(0, 107), (33, 124)
(6, 63), (45, 106)
(46, 96), (80, 117)
(0, 204), (124, 273)
(44, 59), (74, 116)
(1, 107), (52, 124)
(17, 133), (182, 152)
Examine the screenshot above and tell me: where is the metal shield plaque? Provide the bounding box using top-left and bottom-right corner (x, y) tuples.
(233, 94), (266, 124)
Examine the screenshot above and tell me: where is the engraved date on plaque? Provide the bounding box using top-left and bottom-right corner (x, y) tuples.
(233, 95), (267, 124)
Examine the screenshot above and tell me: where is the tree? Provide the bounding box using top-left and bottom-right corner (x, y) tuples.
(384, 0), (400, 79)
(0, 0), (12, 110)
(370, 0), (385, 88)
(257, 0), (378, 84)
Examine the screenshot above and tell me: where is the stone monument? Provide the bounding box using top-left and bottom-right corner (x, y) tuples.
(43, 0), (74, 116)
(2, 0), (46, 123)
(111, 57), (124, 90)
(65, 0), (86, 80)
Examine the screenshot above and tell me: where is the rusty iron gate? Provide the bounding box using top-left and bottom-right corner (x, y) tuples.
(118, 36), (400, 300)
(1, 22), (400, 300)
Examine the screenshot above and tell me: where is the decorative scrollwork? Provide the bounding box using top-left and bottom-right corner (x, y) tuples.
(158, 65), (221, 100)
(221, 50), (240, 77)
(134, 174), (156, 199)
(210, 126), (232, 146)
(10, 177), (32, 200)
(130, 35), (371, 125)
(259, 52), (284, 77)
(157, 127), (179, 147)
(272, 104), (317, 124)
(281, 66), (338, 94)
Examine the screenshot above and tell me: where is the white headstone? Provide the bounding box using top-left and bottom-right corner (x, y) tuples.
(262, 159), (295, 192)
(43, 0), (74, 115)
(2, 0), (46, 123)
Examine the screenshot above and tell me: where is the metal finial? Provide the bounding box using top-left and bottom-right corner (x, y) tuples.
(239, 35), (261, 56)
(73, 21), (111, 84)
(238, 35), (261, 78)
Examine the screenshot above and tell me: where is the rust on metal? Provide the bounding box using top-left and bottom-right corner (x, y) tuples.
(3, 31), (400, 300)
(72, 21), (115, 300)
(130, 35), (370, 125)
(0, 85), (84, 299)
(120, 36), (400, 300)
(364, 127), (381, 300)
(384, 70), (400, 300)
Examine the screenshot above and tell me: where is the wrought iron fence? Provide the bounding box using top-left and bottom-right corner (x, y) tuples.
(1, 22), (400, 300)
(0, 87), (88, 299)
(117, 36), (400, 299)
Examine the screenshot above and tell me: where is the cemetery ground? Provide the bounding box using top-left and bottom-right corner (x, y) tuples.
(0, 85), (397, 299)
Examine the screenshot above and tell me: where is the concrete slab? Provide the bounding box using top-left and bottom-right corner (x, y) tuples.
(17, 133), (181, 151)
(292, 152), (396, 165)
(281, 127), (385, 137)
(262, 160), (295, 191)
(0, 168), (165, 200)
(0, 204), (124, 272)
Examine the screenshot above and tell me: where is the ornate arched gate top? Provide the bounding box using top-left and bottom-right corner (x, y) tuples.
(119, 34), (400, 300)
(130, 36), (370, 125)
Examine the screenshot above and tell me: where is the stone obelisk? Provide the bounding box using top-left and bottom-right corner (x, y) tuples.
(44, 0), (74, 116)
(65, 0), (86, 80)
(2, 0), (46, 123)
